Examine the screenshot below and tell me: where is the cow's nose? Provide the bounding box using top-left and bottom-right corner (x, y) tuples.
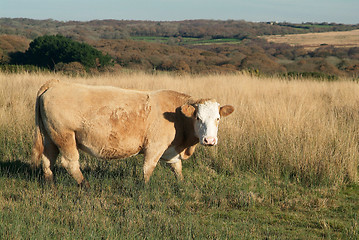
(203, 137), (216, 146)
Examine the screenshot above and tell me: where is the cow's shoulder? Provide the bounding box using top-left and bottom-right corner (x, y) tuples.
(147, 90), (190, 122)
(151, 90), (191, 106)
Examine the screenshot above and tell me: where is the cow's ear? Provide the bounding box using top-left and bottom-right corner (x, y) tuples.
(219, 105), (234, 117)
(181, 104), (196, 118)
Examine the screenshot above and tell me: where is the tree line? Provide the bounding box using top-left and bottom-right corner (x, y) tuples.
(1, 18), (358, 42)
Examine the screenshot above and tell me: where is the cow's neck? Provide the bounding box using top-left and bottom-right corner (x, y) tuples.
(176, 115), (199, 160)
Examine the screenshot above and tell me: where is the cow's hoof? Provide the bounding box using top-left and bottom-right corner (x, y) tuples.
(78, 180), (90, 190)
(44, 174), (54, 182)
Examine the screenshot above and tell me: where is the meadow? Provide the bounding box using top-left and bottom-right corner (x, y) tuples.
(262, 29), (359, 50)
(0, 71), (358, 239)
(130, 36), (242, 45)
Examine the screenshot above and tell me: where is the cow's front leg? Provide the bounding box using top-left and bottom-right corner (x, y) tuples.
(169, 160), (184, 181)
(143, 147), (166, 183)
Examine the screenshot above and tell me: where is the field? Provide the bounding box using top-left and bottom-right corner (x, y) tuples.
(262, 29), (359, 50)
(0, 72), (358, 239)
(130, 36), (242, 45)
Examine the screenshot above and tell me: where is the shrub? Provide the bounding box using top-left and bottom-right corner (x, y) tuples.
(54, 62), (86, 75)
(11, 35), (113, 70)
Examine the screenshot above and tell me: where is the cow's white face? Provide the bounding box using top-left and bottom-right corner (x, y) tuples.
(195, 101), (221, 145)
(181, 100), (234, 146)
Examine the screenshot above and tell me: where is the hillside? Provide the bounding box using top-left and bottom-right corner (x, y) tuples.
(0, 35), (30, 63)
(1, 18), (359, 77)
(1, 18), (358, 41)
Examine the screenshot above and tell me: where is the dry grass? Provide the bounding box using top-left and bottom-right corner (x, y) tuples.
(262, 29), (359, 50)
(0, 71), (358, 186)
(1, 71), (359, 239)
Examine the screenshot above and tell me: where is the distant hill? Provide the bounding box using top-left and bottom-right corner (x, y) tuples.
(0, 18), (359, 78)
(1, 18), (358, 42)
(0, 35), (30, 63)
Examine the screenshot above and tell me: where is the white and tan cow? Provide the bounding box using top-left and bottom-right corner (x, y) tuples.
(31, 80), (234, 187)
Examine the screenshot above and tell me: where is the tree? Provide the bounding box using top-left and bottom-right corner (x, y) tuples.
(12, 35), (112, 70)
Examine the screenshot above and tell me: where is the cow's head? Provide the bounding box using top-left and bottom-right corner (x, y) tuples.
(181, 100), (234, 146)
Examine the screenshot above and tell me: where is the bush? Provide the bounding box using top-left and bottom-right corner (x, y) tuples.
(11, 35), (113, 70)
(54, 62), (86, 75)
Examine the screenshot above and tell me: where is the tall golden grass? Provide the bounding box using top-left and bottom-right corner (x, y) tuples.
(0, 71), (358, 186)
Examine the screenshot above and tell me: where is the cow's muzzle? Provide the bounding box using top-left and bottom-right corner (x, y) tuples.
(202, 136), (217, 146)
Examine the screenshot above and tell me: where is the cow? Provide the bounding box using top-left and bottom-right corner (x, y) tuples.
(31, 79), (234, 187)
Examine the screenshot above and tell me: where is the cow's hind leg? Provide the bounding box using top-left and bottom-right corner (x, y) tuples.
(42, 137), (59, 182)
(57, 132), (89, 188)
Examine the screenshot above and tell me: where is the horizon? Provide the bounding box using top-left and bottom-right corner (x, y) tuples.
(1, 0), (358, 25)
(1, 17), (357, 26)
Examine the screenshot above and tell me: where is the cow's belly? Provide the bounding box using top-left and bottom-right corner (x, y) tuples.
(76, 132), (143, 159)
(75, 104), (149, 159)
(76, 119), (146, 159)
(78, 142), (141, 159)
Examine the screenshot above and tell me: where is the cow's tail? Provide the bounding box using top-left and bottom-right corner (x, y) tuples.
(31, 79), (59, 169)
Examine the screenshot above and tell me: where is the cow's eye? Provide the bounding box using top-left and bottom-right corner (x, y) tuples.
(216, 118), (220, 121)
(196, 116), (201, 121)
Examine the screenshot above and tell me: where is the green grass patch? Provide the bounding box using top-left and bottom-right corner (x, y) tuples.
(130, 36), (241, 45)
(131, 36), (172, 43)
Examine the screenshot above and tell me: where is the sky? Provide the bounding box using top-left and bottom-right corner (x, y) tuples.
(1, 0), (358, 24)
